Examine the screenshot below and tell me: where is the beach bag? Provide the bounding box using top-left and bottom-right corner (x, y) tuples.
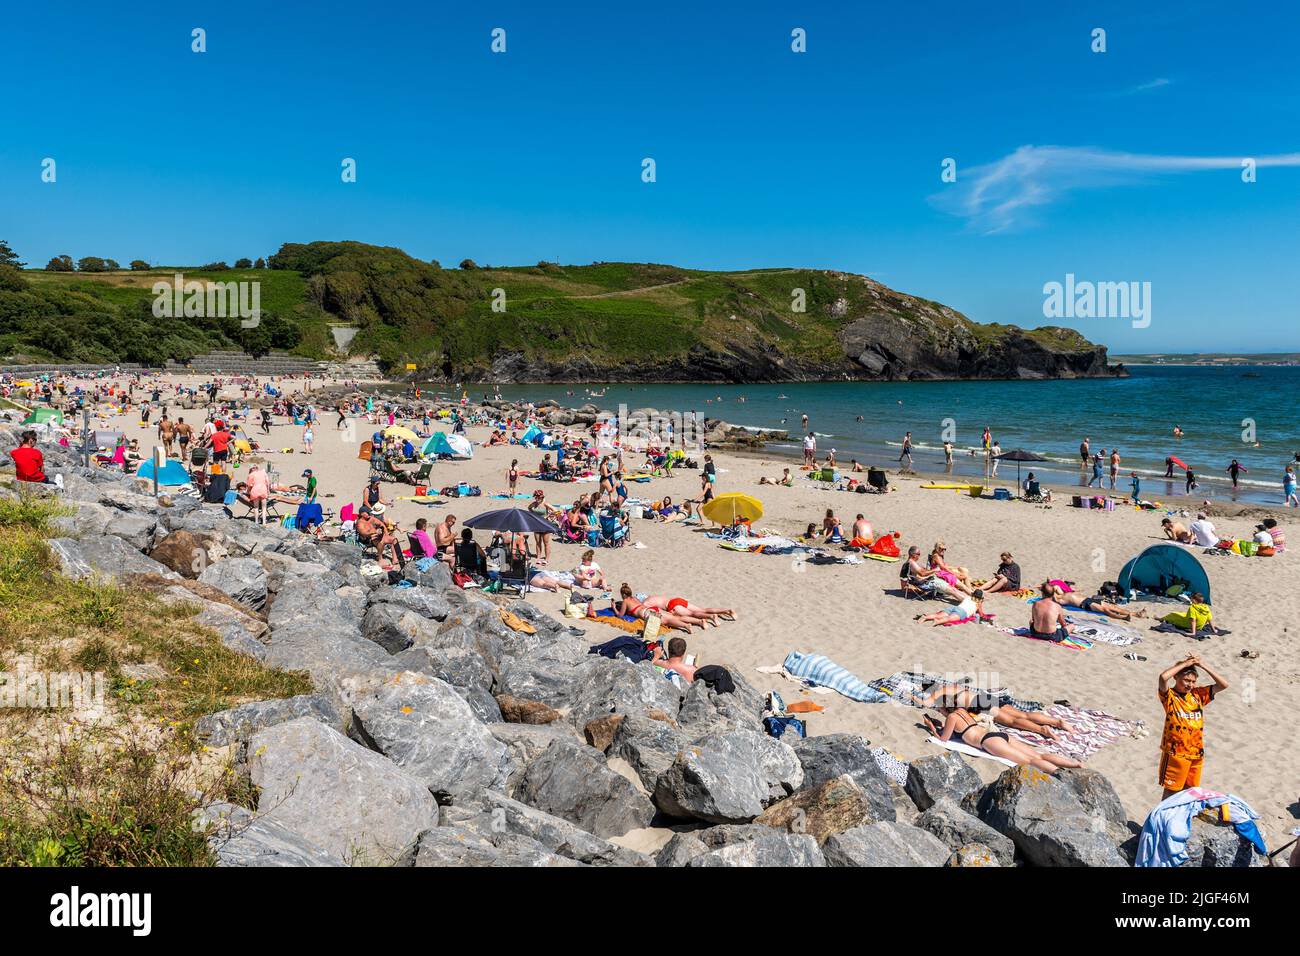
(641, 613), (662, 641)
(1257, 545), (1276, 557)
(451, 570), (475, 588)
(1238, 540), (1259, 557)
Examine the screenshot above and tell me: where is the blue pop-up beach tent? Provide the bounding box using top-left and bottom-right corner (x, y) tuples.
(1118, 544), (1212, 603)
(136, 457), (191, 486)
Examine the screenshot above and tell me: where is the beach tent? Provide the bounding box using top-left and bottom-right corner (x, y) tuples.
(520, 424), (544, 445)
(21, 408), (63, 427)
(445, 433), (473, 458)
(136, 457), (192, 487)
(1118, 544), (1212, 604)
(422, 431), (473, 459)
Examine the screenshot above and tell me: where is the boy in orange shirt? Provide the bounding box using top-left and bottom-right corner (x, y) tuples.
(1156, 654), (1229, 798)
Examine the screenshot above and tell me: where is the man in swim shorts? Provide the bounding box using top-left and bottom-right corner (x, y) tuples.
(1029, 580), (1073, 641)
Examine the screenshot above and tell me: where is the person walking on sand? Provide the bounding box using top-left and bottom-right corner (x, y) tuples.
(301, 421), (314, 455)
(508, 459), (519, 496)
(1087, 451), (1104, 487)
(989, 441), (1001, 477)
(802, 432), (816, 466)
(1156, 654), (1228, 799)
(1226, 459), (1247, 490)
(899, 432), (913, 471)
(1109, 448), (1121, 489)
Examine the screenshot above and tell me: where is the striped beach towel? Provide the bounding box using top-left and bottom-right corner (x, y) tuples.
(780, 651), (888, 703)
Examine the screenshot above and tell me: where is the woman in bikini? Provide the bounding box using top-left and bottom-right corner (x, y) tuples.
(641, 594), (737, 627)
(925, 706), (1083, 773)
(916, 684), (1076, 741)
(615, 584), (698, 632)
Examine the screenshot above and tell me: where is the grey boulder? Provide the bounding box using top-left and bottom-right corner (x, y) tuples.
(822, 822), (951, 867)
(194, 694), (342, 747)
(348, 670), (511, 803)
(248, 717), (439, 864)
(198, 557), (269, 610)
(905, 751), (983, 812)
(517, 738), (656, 838)
(653, 730), (803, 824)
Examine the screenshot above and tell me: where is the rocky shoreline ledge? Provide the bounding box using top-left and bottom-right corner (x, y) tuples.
(0, 422), (1263, 867)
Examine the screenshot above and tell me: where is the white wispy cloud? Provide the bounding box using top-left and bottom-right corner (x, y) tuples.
(932, 145), (1300, 233)
(1120, 77), (1172, 95)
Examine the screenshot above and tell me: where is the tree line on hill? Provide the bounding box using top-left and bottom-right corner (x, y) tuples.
(40, 252), (268, 272)
(0, 240), (299, 365)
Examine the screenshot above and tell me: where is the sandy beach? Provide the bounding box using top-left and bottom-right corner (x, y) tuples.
(72, 374), (1299, 848)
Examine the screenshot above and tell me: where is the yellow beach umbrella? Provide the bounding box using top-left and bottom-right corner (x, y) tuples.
(383, 425), (420, 443)
(701, 492), (764, 526)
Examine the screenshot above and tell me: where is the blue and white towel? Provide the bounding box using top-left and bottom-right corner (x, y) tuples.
(780, 651), (888, 703)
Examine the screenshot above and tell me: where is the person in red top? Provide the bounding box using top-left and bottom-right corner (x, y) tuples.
(209, 426), (232, 464)
(9, 430), (47, 483)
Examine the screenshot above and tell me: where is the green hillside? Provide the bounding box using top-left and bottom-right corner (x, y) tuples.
(1, 240), (1112, 380)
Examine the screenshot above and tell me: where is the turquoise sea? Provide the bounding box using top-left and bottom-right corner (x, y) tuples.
(454, 366), (1299, 506)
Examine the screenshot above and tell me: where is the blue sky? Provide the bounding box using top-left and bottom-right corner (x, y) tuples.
(3, 0), (1298, 352)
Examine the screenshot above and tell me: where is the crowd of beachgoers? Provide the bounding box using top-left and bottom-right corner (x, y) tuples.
(2, 366), (1295, 864)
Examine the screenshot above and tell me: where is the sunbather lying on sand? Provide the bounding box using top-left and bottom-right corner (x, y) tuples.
(914, 684), (1076, 740)
(915, 590), (985, 625)
(641, 593), (736, 627)
(925, 706), (1083, 772)
(1051, 584), (1147, 621)
(759, 468), (794, 487)
(615, 584), (700, 632)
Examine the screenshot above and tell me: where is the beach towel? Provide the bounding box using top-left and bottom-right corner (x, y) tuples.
(927, 735), (1018, 768)
(997, 626), (1093, 650)
(1150, 620), (1229, 637)
(1061, 612), (1143, 646)
(1002, 705), (1142, 762)
(867, 671), (1044, 713)
(587, 608), (645, 635)
(936, 612), (995, 626)
(870, 748), (910, 787)
(779, 651), (888, 703)
(1136, 788), (1265, 867)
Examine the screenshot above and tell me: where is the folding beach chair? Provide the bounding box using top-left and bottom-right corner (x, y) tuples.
(598, 513), (628, 548)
